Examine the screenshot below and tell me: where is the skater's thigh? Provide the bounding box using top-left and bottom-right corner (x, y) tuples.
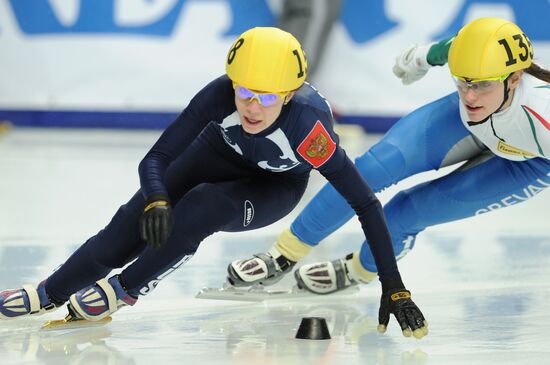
(213, 176), (308, 232)
(369, 92), (471, 175)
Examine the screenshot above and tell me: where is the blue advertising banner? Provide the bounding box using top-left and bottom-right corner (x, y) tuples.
(1, 0), (549, 131)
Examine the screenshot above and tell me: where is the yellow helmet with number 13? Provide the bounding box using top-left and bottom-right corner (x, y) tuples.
(448, 17), (533, 80)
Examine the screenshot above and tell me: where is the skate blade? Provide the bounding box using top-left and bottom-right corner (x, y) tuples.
(41, 314), (112, 331)
(196, 284), (359, 302)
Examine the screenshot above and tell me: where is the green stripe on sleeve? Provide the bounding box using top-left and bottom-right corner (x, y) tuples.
(427, 36), (454, 66)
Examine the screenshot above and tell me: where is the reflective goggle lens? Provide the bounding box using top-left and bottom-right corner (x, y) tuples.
(234, 85), (284, 106)
(452, 73), (510, 93)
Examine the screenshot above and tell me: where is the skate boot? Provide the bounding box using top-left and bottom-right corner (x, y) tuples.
(0, 280), (60, 319)
(294, 252), (377, 294)
(68, 275), (137, 321)
(227, 247), (296, 287)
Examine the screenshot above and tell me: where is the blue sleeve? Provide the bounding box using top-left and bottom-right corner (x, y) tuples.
(138, 76), (235, 200)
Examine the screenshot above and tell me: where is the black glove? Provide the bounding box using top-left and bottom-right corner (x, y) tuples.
(378, 287), (428, 339)
(139, 197), (173, 250)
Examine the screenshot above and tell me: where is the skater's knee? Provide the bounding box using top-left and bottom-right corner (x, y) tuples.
(355, 144), (405, 191)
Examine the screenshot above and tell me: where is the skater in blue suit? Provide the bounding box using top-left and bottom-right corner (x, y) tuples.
(230, 18), (550, 312)
(0, 27), (427, 338)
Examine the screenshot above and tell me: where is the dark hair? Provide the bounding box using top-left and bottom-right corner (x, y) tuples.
(525, 62), (550, 83)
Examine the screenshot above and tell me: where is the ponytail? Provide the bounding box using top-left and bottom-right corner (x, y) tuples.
(525, 62), (550, 83)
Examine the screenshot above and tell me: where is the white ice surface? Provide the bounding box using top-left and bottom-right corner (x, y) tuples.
(0, 127), (549, 365)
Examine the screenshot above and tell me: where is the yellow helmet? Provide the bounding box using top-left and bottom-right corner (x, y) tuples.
(225, 27), (307, 93)
(448, 17), (533, 80)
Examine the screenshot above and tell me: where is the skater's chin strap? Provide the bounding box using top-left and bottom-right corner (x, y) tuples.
(466, 75), (513, 142)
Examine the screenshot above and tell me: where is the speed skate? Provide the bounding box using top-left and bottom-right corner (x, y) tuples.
(41, 313), (112, 331)
(196, 281), (359, 302)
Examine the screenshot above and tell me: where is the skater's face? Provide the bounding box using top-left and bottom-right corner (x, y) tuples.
(456, 71), (523, 122)
(234, 85), (295, 134)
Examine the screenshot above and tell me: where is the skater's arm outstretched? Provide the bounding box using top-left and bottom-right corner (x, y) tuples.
(137, 77), (235, 249)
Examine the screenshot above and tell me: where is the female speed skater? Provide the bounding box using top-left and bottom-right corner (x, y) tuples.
(228, 18), (550, 299)
(0, 27), (428, 339)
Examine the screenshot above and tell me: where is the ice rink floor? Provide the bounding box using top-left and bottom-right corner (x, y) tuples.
(1, 126), (549, 365)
